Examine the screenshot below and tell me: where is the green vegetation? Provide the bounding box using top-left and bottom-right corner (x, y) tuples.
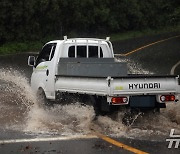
(0, 25), (179, 55)
(0, 41), (43, 55)
(0, 0), (179, 54)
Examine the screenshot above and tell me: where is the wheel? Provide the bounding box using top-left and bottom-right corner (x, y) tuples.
(90, 96), (102, 116)
(80, 95), (105, 117)
(36, 88), (52, 107)
(153, 107), (160, 113)
(91, 96), (110, 116)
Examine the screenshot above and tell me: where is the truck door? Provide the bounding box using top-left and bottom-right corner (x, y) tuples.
(32, 43), (56, 98)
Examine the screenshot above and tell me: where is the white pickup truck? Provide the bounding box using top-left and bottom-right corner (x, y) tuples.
(28, 36), (179, 115)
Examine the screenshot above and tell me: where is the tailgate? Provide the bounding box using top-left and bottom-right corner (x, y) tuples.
(111, 75), (179, 96)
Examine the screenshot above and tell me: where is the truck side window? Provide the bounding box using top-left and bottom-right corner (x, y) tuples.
(35, 43), (56, 67)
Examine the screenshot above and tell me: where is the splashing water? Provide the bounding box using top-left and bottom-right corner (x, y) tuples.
(115, 57), (154, 74)
(0, 64), (180, 140)
(0, 68), (36, 130)
(25, 103), (95, 136)
(0, 68), (96, 136)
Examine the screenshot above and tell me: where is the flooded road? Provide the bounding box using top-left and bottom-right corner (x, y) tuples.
(0, 51), (180, 153)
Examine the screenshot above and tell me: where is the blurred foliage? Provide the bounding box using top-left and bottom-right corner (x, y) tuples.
(0, 41), (43, 54)
(0, 0), (179, 44)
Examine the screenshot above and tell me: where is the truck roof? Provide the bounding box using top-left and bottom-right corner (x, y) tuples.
(46, 37), (114, 57)
(47, 37), (111, 45)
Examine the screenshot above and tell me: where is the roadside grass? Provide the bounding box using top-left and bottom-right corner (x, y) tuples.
(0, 25), (179, 55)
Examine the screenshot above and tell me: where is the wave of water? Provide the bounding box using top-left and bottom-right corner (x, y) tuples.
(0, 63), (180, 140)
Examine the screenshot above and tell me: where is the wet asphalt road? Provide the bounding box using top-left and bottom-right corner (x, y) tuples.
(0, 33), (180, 154)
(0, 130), (180, 154)
(114, 32), (180, 75)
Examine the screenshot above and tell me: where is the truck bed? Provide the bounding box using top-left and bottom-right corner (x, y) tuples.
(55, 58), (179, 97)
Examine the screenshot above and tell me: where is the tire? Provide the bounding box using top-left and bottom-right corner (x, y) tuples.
(37, 88), (52, 107)
(80, 95), (104, 117)
(91, 96), (109, 116)
(153, 107), (160, 113)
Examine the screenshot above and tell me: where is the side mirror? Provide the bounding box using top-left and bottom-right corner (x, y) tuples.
(28, 56), (35, 66)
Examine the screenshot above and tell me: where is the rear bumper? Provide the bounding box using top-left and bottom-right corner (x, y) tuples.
(108, 95), (167, 109)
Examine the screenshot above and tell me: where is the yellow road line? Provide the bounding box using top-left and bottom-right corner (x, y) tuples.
(115, 35), (180, 57)
(94, 132), (148, 154)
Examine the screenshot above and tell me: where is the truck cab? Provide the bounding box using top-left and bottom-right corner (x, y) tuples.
(28, 37), (115, 100)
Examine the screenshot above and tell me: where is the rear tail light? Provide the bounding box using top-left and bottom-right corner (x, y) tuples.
(160, 95), (175, 102)
(111, 97), (128, 104)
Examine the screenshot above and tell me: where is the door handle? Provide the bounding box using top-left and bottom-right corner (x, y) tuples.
(46, 69), (49, 76)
